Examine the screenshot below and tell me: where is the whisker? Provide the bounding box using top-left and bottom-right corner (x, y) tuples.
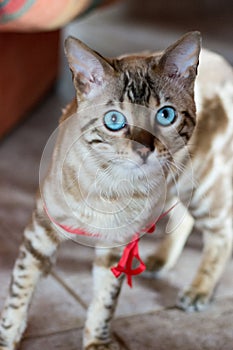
(165, 161), (182, 197)
(166, 158), (199, 190)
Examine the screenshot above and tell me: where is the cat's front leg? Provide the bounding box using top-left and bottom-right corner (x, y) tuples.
(178, 181), (233, 311)
(177, 222), (232, 311)
(84, 247), (124, 350)
(0, 206), (60, 350)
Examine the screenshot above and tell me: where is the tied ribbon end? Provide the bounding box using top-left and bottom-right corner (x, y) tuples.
(111, 266), (122, 279)
(110, 234), (146, 288)
(110, 203), (177, 287)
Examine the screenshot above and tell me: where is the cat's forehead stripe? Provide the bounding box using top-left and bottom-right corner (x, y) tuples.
(119, 70), (160, 106)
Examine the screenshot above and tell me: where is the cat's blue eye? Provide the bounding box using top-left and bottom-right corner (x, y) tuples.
(104, 110), (126, 131)
(156, 106), (177, 126)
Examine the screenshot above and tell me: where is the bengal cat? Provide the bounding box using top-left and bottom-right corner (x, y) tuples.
(0, 31), (232, 350)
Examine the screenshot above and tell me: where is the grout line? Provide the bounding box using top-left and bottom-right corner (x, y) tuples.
(115, 305), (178, 322)
(113, 331), (131, 350)
(24, 326), (133, 350)
(51, 270), (88, 310)
(23, 325), (83, 340)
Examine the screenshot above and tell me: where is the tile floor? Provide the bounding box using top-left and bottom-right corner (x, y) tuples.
(1, 1), (233, 349)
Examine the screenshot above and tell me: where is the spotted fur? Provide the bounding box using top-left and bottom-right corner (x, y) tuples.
(0, 32), (232, 349)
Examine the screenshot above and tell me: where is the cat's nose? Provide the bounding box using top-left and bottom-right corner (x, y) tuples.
(134, 144), (152, 161)
(130, 127), (155, 161)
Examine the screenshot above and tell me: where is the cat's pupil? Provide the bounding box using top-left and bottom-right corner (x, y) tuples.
(162, 110), (169, 119)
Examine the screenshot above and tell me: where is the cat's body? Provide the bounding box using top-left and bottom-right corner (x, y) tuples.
(0, 32), (232, 350)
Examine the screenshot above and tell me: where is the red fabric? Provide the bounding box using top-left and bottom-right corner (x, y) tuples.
(44, 203), (176, 287)
(110, 223), (156, 287)
(110, 205), (176, 287)
(50, 221), (100, 238)
(44, 205), (100, 238)
(111, 234), (145, 287)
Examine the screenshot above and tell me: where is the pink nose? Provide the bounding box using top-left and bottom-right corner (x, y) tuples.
(135, 145), (151, 161)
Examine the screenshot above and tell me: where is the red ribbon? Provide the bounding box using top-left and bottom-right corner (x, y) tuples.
(43, 205), (100, 237)
(44, 203), (176, 288)
(111, 234), (145, 287)
(111, 223), (156, 288)
(110, 205), (176, 287)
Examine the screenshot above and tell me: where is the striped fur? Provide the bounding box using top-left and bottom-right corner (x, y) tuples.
(0, 32), (232, 349)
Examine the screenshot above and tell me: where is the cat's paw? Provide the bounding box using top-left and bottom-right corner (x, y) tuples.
(177, 288), (210, 312)
(85, 341), (120, 350)
(143, 255), (166, 278)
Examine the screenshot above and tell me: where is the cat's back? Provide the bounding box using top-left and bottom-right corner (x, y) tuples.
(192, 49), (233, 163)
(195, 48), (233, 116)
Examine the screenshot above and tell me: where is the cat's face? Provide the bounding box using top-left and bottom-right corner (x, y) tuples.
(64, 32), (201, 186)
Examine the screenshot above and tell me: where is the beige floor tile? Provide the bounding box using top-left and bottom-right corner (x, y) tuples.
(24, 275), (86, 338)
(140, 237), (233, 303)
(21, 328), (83, 350)
(54, 235), (233, 319)
(114, 296), (233, 350)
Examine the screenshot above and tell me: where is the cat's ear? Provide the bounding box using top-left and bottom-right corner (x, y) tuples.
(158, 31), (201, 79)
(64, 36), (114, 98)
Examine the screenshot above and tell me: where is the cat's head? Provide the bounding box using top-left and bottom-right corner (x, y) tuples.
(64, 32), (201, 185)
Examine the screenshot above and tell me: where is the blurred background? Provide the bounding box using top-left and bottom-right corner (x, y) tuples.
(60, 0), (233, 100)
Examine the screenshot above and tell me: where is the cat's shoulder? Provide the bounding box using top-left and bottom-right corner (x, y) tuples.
(192, 48), (233, 156)
(196, 49), (233, 97)
(195, 49), (233, 121)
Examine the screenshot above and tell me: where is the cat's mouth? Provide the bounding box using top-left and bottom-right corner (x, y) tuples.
(105, 155), (164, 183)
(109, 155), (149, 168)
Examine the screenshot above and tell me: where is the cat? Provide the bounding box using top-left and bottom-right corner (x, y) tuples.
(0, 31), (232, 350)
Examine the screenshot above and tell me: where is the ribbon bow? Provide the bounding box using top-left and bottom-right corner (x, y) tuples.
(111, 223), (156, 287)
(110, 204), (177, 287)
